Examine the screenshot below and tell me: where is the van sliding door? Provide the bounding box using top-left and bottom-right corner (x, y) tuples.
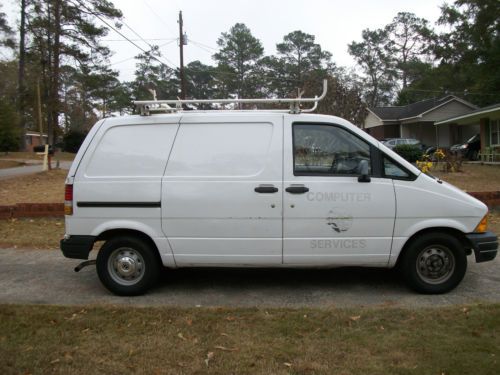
(161, 114), (284, 266)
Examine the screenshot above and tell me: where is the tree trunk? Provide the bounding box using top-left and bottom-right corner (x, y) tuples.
(49, 0), (62, 145)
(17, 0), (27, 151)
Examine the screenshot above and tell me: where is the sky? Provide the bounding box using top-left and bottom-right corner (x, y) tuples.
(3, 0), (446, 81)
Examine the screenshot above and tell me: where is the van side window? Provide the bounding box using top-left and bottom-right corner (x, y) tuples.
(384, 157), (410, 179)
(293, 124), (371, 176)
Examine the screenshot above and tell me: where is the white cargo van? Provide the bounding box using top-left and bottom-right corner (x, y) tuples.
(61, 83), (497, 296)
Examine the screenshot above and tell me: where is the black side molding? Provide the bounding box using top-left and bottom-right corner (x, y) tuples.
(77, 202), (161, 208)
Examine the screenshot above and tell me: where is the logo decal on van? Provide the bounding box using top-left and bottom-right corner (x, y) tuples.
(326, 209), (353, 233)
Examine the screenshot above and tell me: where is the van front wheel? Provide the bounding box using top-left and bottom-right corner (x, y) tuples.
(400, 233), (467, 294)
(96, 236), (160, 296)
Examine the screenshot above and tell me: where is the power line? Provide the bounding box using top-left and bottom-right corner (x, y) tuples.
(189, 40), (215, 55)
(190, 39), (218, 51)
(143, 0), (178, 38)
(69, 0), (177, 70)
(110, 39), (178, 66)
(103, 38), (176, 42)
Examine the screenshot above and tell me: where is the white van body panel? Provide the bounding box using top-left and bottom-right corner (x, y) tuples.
(162, 113), (283, 266)
(69, 115), (182, 266)
(64, 111), (489, 270)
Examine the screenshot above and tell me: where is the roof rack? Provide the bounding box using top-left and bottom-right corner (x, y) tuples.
(133, 79), (328, 116)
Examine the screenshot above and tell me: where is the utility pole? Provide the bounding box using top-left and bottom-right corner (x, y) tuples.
(178, 11), (187, 99)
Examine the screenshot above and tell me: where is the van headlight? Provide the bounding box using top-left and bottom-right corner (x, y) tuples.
(474, 214), (488, 233)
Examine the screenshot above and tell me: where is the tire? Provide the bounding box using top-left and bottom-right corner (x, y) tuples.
(399, 233), (467, 294)
(96, 236), (160, 296)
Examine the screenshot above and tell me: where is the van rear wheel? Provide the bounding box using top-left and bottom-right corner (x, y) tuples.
(400, 233), (467, 294)
(96, 236), (160, 296)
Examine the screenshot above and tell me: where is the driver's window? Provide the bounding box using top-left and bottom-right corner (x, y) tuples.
(293, 124), (371, 175)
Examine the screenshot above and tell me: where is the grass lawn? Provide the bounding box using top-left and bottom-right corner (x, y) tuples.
(0, 151), (75, 161)
(0, 303), (499, 374)
(0, 169), (67, 204)
(0, 218), (64, 249)
(431, 163), (500, 192)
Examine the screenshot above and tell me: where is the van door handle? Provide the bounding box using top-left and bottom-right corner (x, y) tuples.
(254, 185), (279, 193)
(285, 185), (309, 194)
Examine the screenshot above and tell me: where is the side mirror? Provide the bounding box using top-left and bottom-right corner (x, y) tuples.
(358, 159), (371, 183)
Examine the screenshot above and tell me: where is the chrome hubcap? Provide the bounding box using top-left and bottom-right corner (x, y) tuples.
(416, 245), (455, 284)
(108, 248), (145, 286)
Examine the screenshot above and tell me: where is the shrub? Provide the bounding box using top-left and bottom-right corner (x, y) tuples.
(0, 99), (20, 152)
(393, 144), (423, 163)
(63, 130), (87, 153)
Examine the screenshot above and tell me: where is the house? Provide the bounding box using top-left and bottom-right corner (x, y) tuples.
(25, 131), (48, 152)
(364, 95), (478, 147)
(435, 103), (500, 157)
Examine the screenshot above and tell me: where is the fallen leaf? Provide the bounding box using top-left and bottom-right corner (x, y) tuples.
(283, 362), (292, 367)
(205, 352), (214, 367)
(350, 315), (361, 321)
(177, 333), (187, 341)
(225, 316), (236, 321)
(186, 318), (193, 326)
(50, 359), (60, 365)
(220, 333), (229, 337)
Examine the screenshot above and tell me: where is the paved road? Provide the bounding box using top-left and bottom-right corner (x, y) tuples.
(1, 248), (499, 308)
(0, 161), (71, 180)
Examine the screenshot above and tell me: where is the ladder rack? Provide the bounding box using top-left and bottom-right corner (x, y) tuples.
(133, 79), (328, 116)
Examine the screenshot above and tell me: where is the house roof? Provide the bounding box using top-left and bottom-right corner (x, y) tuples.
(435, 102), (500, 125)
(369, 95), (477, 121)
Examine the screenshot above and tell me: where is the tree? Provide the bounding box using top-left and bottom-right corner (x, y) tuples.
(435, 0), (500, 106)
(303, 75), (367, 126)
(385, 12), (434, 89)
(0, 4), (15, 49)
(276, 30), (332, 94)
(213, 23), (264, 99)
(130, 48), (178, 102)
(185, 61), (216, 108)
(348, 29), (397, 106)
(26, 0), (122, 143)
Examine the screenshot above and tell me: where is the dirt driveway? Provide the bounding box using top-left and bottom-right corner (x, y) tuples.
(1, 248), (499, 308)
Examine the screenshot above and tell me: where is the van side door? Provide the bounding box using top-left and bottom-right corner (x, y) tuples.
(162, 114), (283, 266)
(283, 119), (396, 266)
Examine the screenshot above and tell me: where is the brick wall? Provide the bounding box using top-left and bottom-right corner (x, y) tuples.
(0, 203), (64, 219)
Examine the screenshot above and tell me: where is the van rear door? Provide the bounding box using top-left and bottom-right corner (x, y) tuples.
(162, 113), (283, 265)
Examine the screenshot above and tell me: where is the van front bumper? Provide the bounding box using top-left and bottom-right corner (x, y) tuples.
(466, 232), (498, 263)
(60, 235), (96, 260)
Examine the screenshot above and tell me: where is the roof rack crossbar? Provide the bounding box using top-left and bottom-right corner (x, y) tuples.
(134, 79), (327, 115)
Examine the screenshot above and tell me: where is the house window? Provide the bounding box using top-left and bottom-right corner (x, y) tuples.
(490, 120), (500, 146)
